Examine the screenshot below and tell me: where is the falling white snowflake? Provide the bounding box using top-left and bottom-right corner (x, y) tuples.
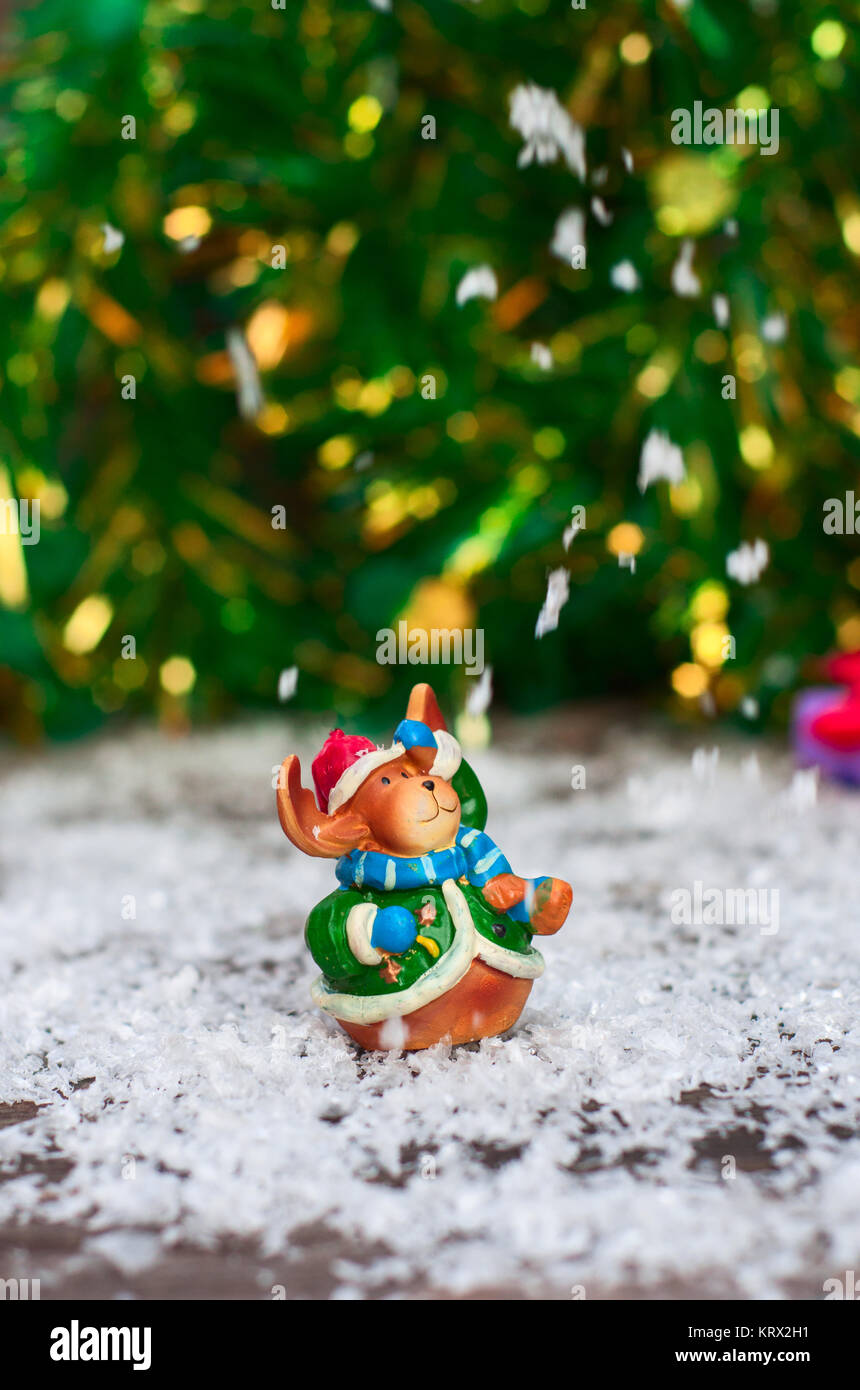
(530, 342), (553, 370)
(611, 260), (640, 292)
(691, 746), (719, 782)
(277, 667), (298, 702)
(354, 450), (374, 470)
(671, 238), (700, 297)
(726, 539), (769, 585)
(535, 568), (570, 638)
(591, 196), (612, 226)
(761, 312), (787, 343)
(724, 218), (738, 238)
(456, 265), (498, 307)
(368, 0), (391, 10)
(550, 207), (585, 263)
(740, 696), (759, 720)
(508, 84), (586, 181)
(621, 146), (634, 172)
(787, 767), (818, 814)
(101, 223), (124, 254)
(712, 293), (730, 327)
(741, 751), (761, 782)
(591, 166), (608, 186)
(226, 326), (264, 421)
(178, 235), (201, 254)
(465, 666), (493, 717)
(562, 514), (582, 550)
(638, 429), (685, 492)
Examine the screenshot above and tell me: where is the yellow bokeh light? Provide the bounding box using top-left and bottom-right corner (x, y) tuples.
(739, 424), (774, 469)
(159, 655), (196, 696)
(55, 89), (87, 122)
(358, 380), (392, 416)
(533, 427), (565, 458)
(690, 581), (729, 623)
(811, 20), (846, 60)
(446, 412), (479, 443)
(651, 153), (736, 237)
(318, 435), (357, 470)
(636, 363), (671, 399)
(835, 367), (860, 403)
(607, 522), (644, 557)
(347, 95), (383, 134)
(256, 403), (290, 436)
(63, 594), (113, 654)
(842, 211), (860, 255)
(691, 620), (730, 668)
(326, 222), (359, 256)
(246, 301), (290, 370)
(670, 477), (703, 516)
(162, 100), (196, 136)
(671, 662), (708, 699)
(620, 33), (652, 65)
(0, 467), (29, 609)
(163, 205), (212, 241)
(36, 278), (71, 319)
(837, 614), (860, 650)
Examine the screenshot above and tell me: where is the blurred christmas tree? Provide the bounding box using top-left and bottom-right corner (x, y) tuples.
(0, 0), (858, 741)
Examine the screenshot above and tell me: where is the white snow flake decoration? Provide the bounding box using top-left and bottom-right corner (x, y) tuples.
(761, 312), (787, 343)
(611, 260), (640, 292)
(508, 84), (586, 181)
(671, 238), (700, 297)
(465, 666), (493, 717)
(530, 342), (553, 370)
(787, 767), (818, 814)
(740, 696), (759, 720)
(535, 568), (570, 638)
(101, 223), (124, 254)
(590, 196), (612, 226)
(638, 429), (685, 492)
(456, 265), (498, 307)
(550, 207), (585, 263)
(178, 235), (201, 254)
(368, 0), (391, 10)
(621, 146), (634, 172)
(726, 539), (769, 585)
(712, 293), (730, 327)
(277, 667), (298, 702)
(226, 326), (264, 420)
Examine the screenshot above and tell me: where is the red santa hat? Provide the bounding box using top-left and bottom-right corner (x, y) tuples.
(312, 729), (405, 815)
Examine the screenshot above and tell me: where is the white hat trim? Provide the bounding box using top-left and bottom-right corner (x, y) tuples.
(429, 729), (462, 781)
(327, 742), (405, 814)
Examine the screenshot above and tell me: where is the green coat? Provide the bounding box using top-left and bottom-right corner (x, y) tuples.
(306, 878), (544, 1025)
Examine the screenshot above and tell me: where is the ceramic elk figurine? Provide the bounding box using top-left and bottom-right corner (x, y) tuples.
(276, 683), (572, 1050)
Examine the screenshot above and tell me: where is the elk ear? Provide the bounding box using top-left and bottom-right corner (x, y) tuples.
(276, 756), (369, 859)
(406, 682), (448, 734)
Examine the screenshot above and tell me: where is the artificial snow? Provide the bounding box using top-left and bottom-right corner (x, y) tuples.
(0, 714), (857, 1298)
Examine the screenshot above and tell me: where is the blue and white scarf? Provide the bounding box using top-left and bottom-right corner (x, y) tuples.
(336, 826), (546, 925)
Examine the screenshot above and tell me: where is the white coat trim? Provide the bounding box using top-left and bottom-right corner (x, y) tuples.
(476, 933), (544, 979)
(311, 879), (544, 1024)
(345, 902), (382, 966)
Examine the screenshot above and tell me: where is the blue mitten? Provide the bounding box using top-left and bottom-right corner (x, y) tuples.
(394, 718), (436, 751)
(371, 905), (417, 954)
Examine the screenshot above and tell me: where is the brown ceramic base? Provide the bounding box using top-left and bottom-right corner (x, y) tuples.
(336, 959), (534, 1052)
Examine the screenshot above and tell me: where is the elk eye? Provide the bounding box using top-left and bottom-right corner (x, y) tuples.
(401, 771), (409, 778)
(381, 777), (390, 785)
